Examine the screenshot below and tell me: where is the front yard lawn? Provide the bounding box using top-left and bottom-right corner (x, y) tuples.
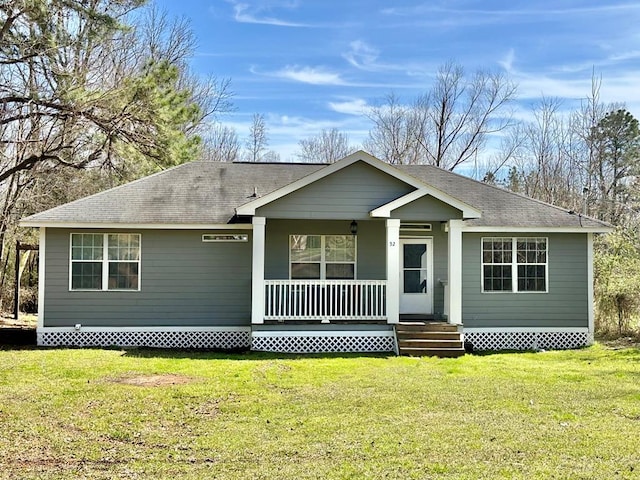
(0, 345), (639, 479)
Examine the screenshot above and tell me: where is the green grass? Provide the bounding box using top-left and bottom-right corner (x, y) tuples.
(1, 345), (639, 479)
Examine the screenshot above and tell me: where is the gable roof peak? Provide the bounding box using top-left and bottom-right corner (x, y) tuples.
(234, 150), (429, 216)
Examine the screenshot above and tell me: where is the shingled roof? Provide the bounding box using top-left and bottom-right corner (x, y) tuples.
(21, 162), (323, 226)
(21, 154), (609, 230)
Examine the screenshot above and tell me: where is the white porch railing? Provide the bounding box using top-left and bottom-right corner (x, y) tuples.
(264, 280), (387, 321)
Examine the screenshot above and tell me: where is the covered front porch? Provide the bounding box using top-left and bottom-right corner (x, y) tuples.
(250, 217), (465, 327)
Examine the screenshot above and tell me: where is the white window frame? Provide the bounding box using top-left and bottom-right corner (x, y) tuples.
(289, 234), (357, 280)
(69, 233), (141, 291)
(481, 237), (548, 294)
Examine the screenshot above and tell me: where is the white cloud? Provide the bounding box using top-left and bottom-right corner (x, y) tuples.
(340, 39), (440, 82)
(379, 3), (640, 34)
(510, 68), (640, 113)
(609, 50), (640, 62)
(328, 98), (369, 116)
(219, 112), (372, 161)
(342, 40), (380, 70)
(268, 117), (370, 160)
(382, 3), (640, 19)
(499, 48), (516, 73)
(230, 1), (309, 27)
(270, 65), (346, 85)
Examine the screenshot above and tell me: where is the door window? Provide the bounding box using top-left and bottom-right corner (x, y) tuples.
(403, 243), (428, 293)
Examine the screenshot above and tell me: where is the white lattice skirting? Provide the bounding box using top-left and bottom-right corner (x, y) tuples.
(38, 329), (251, 349)
(252, 332), (395, 353)
(464, 330), (593, 351)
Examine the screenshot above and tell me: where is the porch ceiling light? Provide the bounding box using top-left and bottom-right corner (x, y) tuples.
(350, 220), (358, 235)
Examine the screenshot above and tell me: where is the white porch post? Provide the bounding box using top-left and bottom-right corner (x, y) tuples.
(386, 219), (400, 324)
(37, 227), (46, 330)
(587, 232), (594, 344)
(251, 217), (266, 325)
(447, 220), (463, 325)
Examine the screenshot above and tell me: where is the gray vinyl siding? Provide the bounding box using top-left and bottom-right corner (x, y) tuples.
(256, 161), (415, 220)
(44, 228), (252, 327)
(462, 233), (588, 328)
(264, 219), (387, 280)
(392, 196), (463, 221)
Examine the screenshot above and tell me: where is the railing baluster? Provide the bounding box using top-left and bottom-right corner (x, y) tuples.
(374, 283), (378, 317)
(323, 280), (327, 317)
(302, 282), (307, 317)
(289, 285), (300, 317)
(267, 283), (272, 316)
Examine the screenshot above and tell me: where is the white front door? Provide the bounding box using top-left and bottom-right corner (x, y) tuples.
(399, 238), (433, 314)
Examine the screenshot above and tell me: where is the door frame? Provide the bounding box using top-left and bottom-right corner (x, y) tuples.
(399, 237), (434, 315)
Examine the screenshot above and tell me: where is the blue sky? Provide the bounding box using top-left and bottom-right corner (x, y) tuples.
(153, 0), (640, 162)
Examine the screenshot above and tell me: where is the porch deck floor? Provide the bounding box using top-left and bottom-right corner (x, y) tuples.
(263, 320), (388, 325)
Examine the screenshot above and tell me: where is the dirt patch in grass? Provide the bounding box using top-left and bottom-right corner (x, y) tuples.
(599, 336), (640, 350)
(111, 373), (194, 387)
(0, 312), (36, 329)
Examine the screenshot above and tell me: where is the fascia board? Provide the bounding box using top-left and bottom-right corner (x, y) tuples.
(460, 225), (613, 233)
(19, 221), (253, 230)
(370, 188), (482, 219)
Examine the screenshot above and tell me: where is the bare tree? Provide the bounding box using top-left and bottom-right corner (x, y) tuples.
(364, 93), (424, 165)
(365, 63), (516, 170)
(569, 73), (609, 202)
(501, 97), (582, 209)
(296, 128), (354, 163)
(493, 72), (640, 224)
(245, 113), (267, 162)
(244, 114), (268, 162)
(261, 150), (281, 162)
(417, 63), (517, 170)
(204, 124), (240, 162)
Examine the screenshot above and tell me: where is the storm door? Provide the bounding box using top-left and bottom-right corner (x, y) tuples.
(399, 238), (433, 314)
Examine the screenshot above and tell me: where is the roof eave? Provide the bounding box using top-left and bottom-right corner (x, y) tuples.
(19, 221), (253, 230)
(460, 225), (613, 233)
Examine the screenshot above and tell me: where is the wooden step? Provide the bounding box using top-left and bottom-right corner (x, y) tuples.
(398, 338), (463, 349)
(399, 347), (465, 358)
(396, 331), (462, 341)
(395, 321), (465, 357)
(396, 322), (459, 333)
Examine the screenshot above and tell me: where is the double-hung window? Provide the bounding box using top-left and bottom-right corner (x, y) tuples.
(290, 235), (356, 279)
(482, 237), (547, 293)
(70, 233), (141, 290)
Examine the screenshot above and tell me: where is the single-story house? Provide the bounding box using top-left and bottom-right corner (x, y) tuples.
(21, 151), (611, 354)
